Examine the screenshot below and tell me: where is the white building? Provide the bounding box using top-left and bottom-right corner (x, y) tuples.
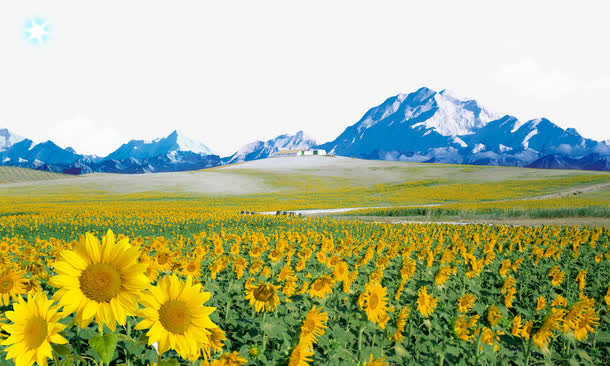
(296, 149), (326, 156)
(272, 149), (327, 157)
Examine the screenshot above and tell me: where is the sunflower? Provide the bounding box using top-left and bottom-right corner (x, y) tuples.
(575, 270), (587, 291)
(393, 305), (410, 342)
(232, 257), (247, 279)
(288, 342), (314, 366)
(210, 351), (247, 366)
(416, 286), (438, 318)
(454, 315), (473, 341)
(572, 306), (599, 341)
(551, 295), (567, 308)
(342, 271), (357, 294)
(479, 327), (504, 351)
(201, 327), (227, 359)
(277, 266), (295, 282)
(282, 278), (299, 299)
(563, 298), (599, 341)
(536, 296), (546, 311)
(307, 276), (334, 299)
(299, 306), (328, 346)
(295, 257), (307, 272)
(533, 309), (565, 348)
(511, 315), (524, 337)
(434, 266), (454, 287)
(364, 354), (388, 366)
(181, 260), (202, 278)
(1, 292), (68, 366)
(504, 288), (517, 309)
(361, 282), (389, 326)
(457, 294), (475, 313)
(0, 265), (27, 306)
(332, 261), (349, 283)
(244, 282), (280, 312)
(135, 275), (219, 359)
(155, 250), (174, 270)
(487, 305), (502, 326)
(551, 271), (565, 287)
(49, 230), (149, 331)
(400, 258), (417, 280)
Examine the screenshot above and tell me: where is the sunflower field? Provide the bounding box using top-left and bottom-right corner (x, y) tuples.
(1, 204), (610, 365)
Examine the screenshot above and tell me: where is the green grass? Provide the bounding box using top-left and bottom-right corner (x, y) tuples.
(1, 158), (609, 213)
(342, 206), (610, 219)
(0, 166), (73, 182)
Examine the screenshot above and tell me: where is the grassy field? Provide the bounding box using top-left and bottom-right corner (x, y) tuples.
(1, 158), (610, 365)
(0, 165), (73, 183)
(1, 157), (609, 211)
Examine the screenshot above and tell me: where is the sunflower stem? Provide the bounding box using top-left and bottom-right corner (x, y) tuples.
(357, 326), (365, 359)
(525, 336), (533, 366)
(53, 350), (60, 366)
(261, 312), (267, 354)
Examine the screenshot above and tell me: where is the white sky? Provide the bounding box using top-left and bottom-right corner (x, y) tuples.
(1, 1), (609, 157)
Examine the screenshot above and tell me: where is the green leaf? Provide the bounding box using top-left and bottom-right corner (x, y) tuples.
(51, 343), (71, 356)
(596, 331), (610, 343)
(60, 357), (74, 366)
(577, 350), (592, 362)
(116, 333), (137, 344)
(159, 360), (180, 366)
(395, 343), (409, 357)
(88, 333), (118, 364)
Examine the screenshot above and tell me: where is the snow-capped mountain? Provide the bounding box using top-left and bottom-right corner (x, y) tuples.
(95, 130), (219, 173)
(104, 130), (214, 161)
(1, 88), (609, 173)
(0, 128), (25, 151)
(0, 138), (82, 168)
(224, 130), (316, 164)
(318, 87), (609, 170)
(0, 129), (221, 174)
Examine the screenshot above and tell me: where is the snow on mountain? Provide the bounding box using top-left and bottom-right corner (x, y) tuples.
(521, 129), (538, 149)
(224, 130), (316, 164)
(318, 87), (610, 171)
(452, 136), (468, 148)
(0, 128), (221, 174)
(103, 130), (214, 161)
(175, 130), (214, 155)
(472, 143), (486, 154)
(411, 89), (499, 136)
(498, 144), (512, 153)
(0, 128), (25, 151)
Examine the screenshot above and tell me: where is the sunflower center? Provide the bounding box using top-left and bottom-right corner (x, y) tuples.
(253, 285), (274, 301)
(158, 254), (170, 265)
(24, 316), (48, 349)
(159, 300), (192, 334)
(187, 264), (197, 272)
(0, 278), (13, 292)
(369, 293), (379, 309)
(79, 263), (122, 303)
(313, 280), (324, 291)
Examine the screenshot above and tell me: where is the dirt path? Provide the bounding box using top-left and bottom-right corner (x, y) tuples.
(525, 182), (610, 201)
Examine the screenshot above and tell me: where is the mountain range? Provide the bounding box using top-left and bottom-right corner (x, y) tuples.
(318, 87), (609, 169)
(1, 87), (608, 173)
(0, 129), (220, 174)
